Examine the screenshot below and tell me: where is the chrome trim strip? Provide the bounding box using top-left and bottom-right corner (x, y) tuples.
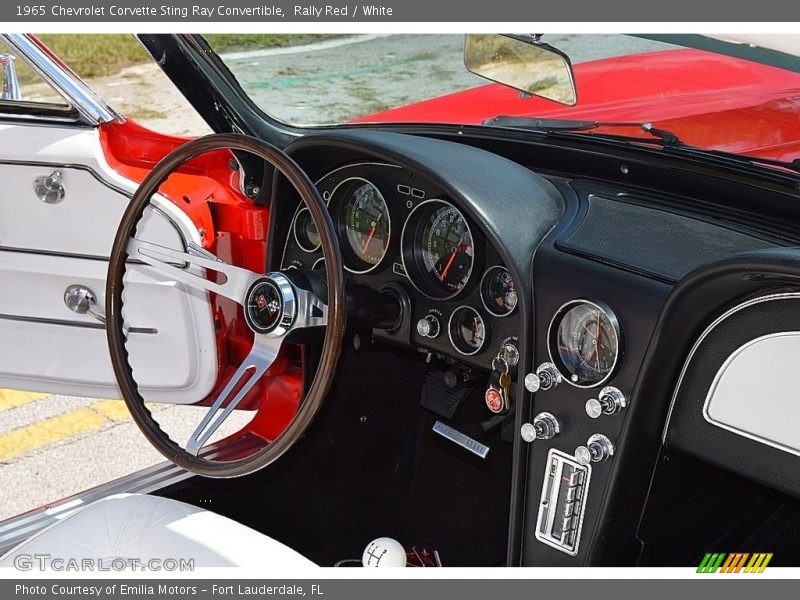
(0, 34), (122, 125)
(702, 331), (800, 457)
(0, 245), (109, 262)
(662, 292), (800, 444)
(0, 312), (157, 335)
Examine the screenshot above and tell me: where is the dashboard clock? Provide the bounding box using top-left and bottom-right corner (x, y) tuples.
(548, 299), (622, 388)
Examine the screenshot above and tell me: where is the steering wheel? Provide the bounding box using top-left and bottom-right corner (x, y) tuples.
(105, 134), (346, 478)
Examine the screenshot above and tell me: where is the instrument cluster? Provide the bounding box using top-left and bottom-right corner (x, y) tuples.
(280, 162), (520, 368)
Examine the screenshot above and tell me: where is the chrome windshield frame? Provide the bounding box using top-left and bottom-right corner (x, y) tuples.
(0, 33), (123, 126)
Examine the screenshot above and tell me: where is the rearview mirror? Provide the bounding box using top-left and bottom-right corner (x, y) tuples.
(464, 34), (577, 106)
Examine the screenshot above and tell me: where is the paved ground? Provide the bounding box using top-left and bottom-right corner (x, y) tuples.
(0, 34), (672, 523)
(0, 391), (249, 521)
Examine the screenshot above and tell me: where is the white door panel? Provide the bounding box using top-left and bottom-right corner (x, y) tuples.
(0, 164), (185, 257)
(0, 251), (218, 402)
(0, 123), (219, 402)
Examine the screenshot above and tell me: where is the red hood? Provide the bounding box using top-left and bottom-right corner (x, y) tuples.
(355, 49), (800, 163)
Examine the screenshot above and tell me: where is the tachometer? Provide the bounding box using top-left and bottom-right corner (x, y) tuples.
(332, 177), (391, 273)
(401, 199), (475, 300)
(548, 300), (621, 388)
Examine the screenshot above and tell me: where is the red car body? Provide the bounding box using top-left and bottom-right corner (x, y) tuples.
(354, 48), (800, 163)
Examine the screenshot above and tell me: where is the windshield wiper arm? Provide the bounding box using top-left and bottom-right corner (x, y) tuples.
(483, 116), (800, 174)
(483, 116), (683, 144)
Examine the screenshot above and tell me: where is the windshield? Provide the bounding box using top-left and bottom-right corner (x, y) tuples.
(208, 34), (800, 164)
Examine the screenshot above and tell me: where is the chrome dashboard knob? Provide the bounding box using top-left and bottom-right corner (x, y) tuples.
(523, 362), (562, 393)
(575, 433), (615, 464)
(536, 362), (562, 391)
(585, 387), (627, 419)
(521, 412), (560, 442)
(523, 372), (541, 393)
(416, 315), (441, 338)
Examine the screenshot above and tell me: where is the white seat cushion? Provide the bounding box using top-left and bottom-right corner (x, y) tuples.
(0, 493), (315, 568)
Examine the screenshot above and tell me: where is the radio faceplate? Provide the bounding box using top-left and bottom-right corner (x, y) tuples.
(535, 448), (591, 556)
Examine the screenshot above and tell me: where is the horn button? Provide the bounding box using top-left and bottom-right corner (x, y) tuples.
(245, 274), (296, 335)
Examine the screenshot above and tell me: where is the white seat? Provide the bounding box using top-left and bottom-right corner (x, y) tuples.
(0, 493), (315, 569)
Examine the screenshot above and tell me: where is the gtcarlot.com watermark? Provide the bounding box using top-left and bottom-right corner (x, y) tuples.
(12, 553), (194, 572)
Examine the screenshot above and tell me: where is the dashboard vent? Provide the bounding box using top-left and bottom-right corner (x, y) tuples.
(559, 195), (777, 282)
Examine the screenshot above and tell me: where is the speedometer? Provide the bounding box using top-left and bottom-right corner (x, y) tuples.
(401, 199), (475, 300)
(332, 178), (391, 273)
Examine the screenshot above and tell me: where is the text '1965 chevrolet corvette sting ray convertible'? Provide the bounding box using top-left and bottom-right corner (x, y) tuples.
(0, 33), (798, 568)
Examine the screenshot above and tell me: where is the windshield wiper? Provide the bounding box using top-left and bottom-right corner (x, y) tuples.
(483, 116), (800, 174)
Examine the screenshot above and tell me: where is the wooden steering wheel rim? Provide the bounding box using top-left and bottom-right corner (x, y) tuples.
(105, 133), (346, 478)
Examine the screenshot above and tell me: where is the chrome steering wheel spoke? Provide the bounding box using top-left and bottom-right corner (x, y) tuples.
(127, 237), (258, 305)
(293, 285), (328, 330)
(184, 272), (327, 456)
(186, 335), (281, 456)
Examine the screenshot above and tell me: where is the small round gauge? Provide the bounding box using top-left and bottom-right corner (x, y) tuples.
(292, 207), (321, 252)
(312, 257), (325, 271)
(401, 200), (475, 300)
(332, 178), (390, 273)
(448, 306), (488, 356)
(481, 266), (518, 317)
(548, 300), (621, 388)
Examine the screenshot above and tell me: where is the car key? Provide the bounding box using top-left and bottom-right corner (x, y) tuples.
(486, 355), (510, 415)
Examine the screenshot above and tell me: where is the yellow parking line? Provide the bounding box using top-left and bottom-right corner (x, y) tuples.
(0, 399), (169, 462)
(0, 407), (108, 462)
(0, 390), (50, 412)
(90, 399), (134, 422)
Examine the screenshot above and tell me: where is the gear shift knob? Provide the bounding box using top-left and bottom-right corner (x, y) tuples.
(362, 537), (407, 567)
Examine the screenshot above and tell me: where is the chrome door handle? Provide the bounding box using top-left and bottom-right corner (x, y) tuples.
(34, 170), (65, 204)
(64, 284), (105, 325)
(63, 284), (157, 335)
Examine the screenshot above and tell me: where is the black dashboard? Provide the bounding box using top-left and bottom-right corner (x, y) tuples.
(279, 160), (524, 372)
(266, 129), (800, 567)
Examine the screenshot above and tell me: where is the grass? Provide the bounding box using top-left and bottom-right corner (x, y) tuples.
(32, 34), (330, 80)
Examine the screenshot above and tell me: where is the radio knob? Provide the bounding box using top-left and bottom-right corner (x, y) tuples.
(585, 386), (627, 419)
(416, 315), (441, 338)
(523, 362), (562, 393)
(575, 433), (614, 464)
(521, 412), (560, 442)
